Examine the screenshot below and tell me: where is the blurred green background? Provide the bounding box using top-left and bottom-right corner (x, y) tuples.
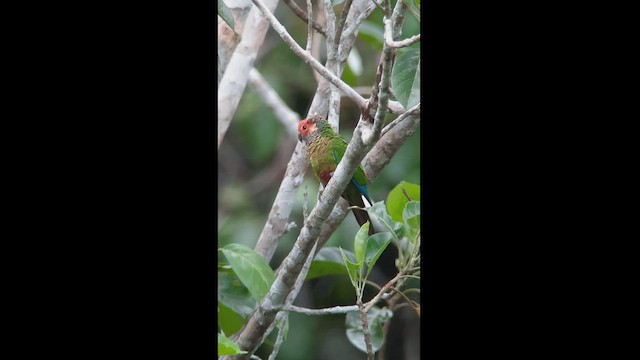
(218, 2), (420, 358)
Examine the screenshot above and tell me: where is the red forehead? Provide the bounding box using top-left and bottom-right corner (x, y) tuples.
(298, 118), (318, 134)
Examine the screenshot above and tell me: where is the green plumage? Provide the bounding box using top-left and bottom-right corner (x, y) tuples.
(299, 117), (375, 235)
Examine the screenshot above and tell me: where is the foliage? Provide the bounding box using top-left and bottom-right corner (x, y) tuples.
(217, 0), (234, 30)
(339, 183), (421, 354)
(345, 306), (393, 352)
(217, 181), (420, 357)
(391, 48), (421, 109)
(218, 333), (246, 356)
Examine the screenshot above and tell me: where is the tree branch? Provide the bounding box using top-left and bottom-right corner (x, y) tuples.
(386, 33), (420, 48)
(321, 0), (341, 127)
(266, 316), (287, 360)
(305, 0), (313, 51)
(282, 0), (327, 36)
(218, 0), (280, 149)
(255, 0), (377, 262)
(267, 238), (318, 360)
(254, 142), (307, 261)
(316, 111), (420, 250)
(229, 115), (376, 359)
(358, 300), (375, 360)
(278, 303), (360, 315)
(380, 102), (420, 138)
(248, 68), (300, 140)
(250, 0), (378, 112)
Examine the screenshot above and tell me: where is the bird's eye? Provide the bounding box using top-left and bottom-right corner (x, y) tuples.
(302, 125), (307, 130)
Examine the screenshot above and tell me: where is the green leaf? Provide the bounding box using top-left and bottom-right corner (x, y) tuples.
(217, 0), (235, 30)
(364, 232), (393, 278)
(339, 247), (361, 290)
(345, 306), (394, 353)
(406, 60), (420, 108)
(217, 271), (256, 318)
(305, 247), (355, 280)
(218, 301), (246, 337)
(402, 0), (421, 22)
(403, 201), (421, 244)
(220, 244), (276, 300)
(386, 181), (421, 223)
(391, 48), (421, 109)
(218, 333), (247, 356)
(367, 201), (404, 240)
(354, 222), (370, 265)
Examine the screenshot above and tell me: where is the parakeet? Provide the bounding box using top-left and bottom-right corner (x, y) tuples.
(297, 116), (376, 235)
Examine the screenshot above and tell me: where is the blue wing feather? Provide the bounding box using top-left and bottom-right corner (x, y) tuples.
(333, 149), (373, 206)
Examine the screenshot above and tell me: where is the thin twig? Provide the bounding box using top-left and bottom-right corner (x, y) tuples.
(386, 33), (421, 48)
(266, 316), (288, 360)
(358, 300), (375, 360)
(282, 0), (327, 36)
(368, 0), (388, 16)
(361, 30), (393, 145)
(365, 279), (383, 292)
(278, 303), (360, 315)
(364, 268), (407, 313)
(389, 286), (419, 310)
(377, 314), (392, 360)
(250, 0), (371, 112)
(335, 0), (354, 46)
(380, 102), (420, 137)
(361, 0), (409, 145)
(305, 0), (313, 51)
(248, 68), (301, 140)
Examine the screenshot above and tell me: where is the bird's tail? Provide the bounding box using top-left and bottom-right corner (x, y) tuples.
(352, 207), (376, 236)
(350, 193), (376, 236)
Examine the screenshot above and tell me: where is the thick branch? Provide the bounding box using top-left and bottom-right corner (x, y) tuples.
(321, 0), (340, 127)
(255, 0), (376, 261)
(231, 118), (374, 358)
(218, 0), (279, 149)
(266, 239), (318, 360)
(316, 111), (421, 249)
(305, 0), (313, 51)
(254, 141), (307, 261)
(218, 0), (255, 83)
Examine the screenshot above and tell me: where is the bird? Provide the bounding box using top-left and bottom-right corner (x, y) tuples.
(297, 115), (376, 235)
